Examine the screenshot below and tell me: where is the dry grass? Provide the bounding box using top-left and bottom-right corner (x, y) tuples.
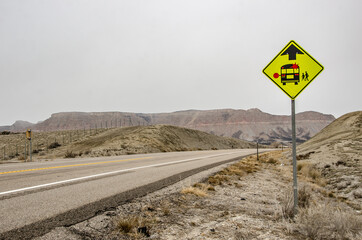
(181, 186), (208, 197)
(297, 162), (326, 186)
(208, 174), (230, 186)
(115, 215), (153, 238)
(258, 151), (281, 164)
(116, 216), (140, 234)
(280, 185), (312, 220)
(64, 151), (77, 158)
(207, 155), (261, 187)
(296, 204), (362, 240)
(280, 189), (295, 220)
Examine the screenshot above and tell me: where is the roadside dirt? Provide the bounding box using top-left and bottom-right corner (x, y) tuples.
(36, 150), (362, 240)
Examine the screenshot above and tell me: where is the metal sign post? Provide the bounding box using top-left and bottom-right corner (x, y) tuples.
(26, 129), (32, 162)
(30, 138), (32, 162)
(263, 40), (324, 216)
(291, 100), (298, 214)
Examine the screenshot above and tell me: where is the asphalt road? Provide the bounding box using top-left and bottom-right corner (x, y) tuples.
(0, 149), (269, 239)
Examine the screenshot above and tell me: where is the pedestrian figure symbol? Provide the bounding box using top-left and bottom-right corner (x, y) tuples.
(305, 71), (309, 81)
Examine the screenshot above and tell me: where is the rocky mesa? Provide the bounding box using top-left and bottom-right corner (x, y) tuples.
(1, 108), (335, 144)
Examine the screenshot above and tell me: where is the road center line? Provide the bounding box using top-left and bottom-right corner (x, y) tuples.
(0, 151), (244, 196)
(0, 157), (153, 175)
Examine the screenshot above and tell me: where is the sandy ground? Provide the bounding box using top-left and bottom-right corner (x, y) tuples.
(36, 150), (362, 240)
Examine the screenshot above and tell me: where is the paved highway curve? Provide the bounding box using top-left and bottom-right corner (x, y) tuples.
(0, 149), (269, 239)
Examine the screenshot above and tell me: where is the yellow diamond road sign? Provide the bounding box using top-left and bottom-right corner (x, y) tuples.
(263, 40), (324, 99)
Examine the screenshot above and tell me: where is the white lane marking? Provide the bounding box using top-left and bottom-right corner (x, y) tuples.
(0, 151), (249, 196)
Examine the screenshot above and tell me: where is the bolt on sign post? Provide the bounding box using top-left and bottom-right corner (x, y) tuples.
(26, 129), (33, 162)
(263, 40), (324, 215)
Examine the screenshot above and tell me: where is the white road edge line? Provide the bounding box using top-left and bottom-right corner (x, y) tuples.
(0, 151), (249, 196)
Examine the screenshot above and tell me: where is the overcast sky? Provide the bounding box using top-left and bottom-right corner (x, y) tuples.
(1, 0), (361, 125)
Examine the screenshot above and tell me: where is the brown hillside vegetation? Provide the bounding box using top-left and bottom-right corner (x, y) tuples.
(298, 111), (361, 152)
(297, 111), (362, 209)
(0, 125), (256, 161)
(69, 125), (256, 158)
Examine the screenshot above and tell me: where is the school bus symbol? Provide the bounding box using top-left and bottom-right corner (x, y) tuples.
(281, 63), (300, 85)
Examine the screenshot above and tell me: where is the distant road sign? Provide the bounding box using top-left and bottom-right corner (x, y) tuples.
(263, 40), (324, 99)
(26, 129), (32, 140)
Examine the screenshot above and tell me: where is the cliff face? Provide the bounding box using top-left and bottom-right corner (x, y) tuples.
(147, 109), (335, 144)
(2, 109), (335, 144)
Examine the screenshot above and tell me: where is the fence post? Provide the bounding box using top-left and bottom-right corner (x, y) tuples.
(29, 139), (32, 162)
(24, 142), (27, 161)
(3, 146), (5, 160)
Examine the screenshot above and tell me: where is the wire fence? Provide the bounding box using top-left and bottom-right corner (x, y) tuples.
(0, 120), (149, 161)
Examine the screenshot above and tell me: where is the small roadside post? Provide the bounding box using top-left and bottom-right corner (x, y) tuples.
(26, 129), (33, 162)
(24, 142), (27, 161)
(263, 40), (324, 216)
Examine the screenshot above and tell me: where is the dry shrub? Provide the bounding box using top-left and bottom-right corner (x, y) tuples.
(221, 165), (246, 177)
(298, 162), (326, 186)
(64, 151), (77, 158)
(207, 157), (260, 186)
(296, 151), (315, 160)
(116, 216), (139, 234)
(296, 204), (362, 240)
(298, 185), (311, 209)
(267, 157), (279, 164)
(208, 174), (229, 186)
(181, 186), (208, 197)
(281, 186), (311, 219)
(281, 190), (295, 220)
(258, 153), (279, 164)
(234, 230), (254, 240)
(160, 203), (170, 216)
(48, 141), (61, 149)
(115, 215), (152, 237)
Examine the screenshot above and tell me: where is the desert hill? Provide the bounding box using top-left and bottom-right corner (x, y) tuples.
(0, 120), (34, 132)
(1, 108), (335, 144)
(298, 111), (361, 153)
(68, 124), (257, 157)
(0, 125), (257, 161)
(297, 111), (361, 209)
